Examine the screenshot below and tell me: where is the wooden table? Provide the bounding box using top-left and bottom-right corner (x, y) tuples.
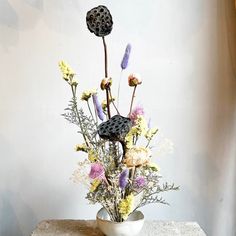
(31, 220), (206, 236)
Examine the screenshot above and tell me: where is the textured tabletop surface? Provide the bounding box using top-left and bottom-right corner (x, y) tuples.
(31, 220), (206, 236)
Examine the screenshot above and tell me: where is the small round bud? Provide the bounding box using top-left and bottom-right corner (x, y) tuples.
(128, 74), (142, 87)
(100, 77), (112, 90)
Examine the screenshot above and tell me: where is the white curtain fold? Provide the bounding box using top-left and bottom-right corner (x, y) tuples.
(212, 0), (236, 235)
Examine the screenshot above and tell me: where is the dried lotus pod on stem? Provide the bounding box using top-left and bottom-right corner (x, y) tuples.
(86, 5), (113, 37)
(98, 115), (132, 162)
(86, 5), (114, 119)
(98, 115), (132, 142)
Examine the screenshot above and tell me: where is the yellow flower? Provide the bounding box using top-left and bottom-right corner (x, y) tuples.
(75, 144), (88, 152)
(145, 127), (158, 141)
(119, 194), (134, 220)
(125, 115), (148, 148)
(90, 179), (101, 192)
(58, 61), (76, 83)
(125, 130), (134, 149)
(81, 89), (97, 101)
(88, 150), (98, 162)
(134, 115), (148, 135)
(124, 146), (151, 167)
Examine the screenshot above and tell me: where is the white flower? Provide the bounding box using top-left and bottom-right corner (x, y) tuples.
(71, 159), (91, 188)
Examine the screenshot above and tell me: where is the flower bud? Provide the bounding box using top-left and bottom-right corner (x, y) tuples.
(100, 77), (112, 90)
(128, 74), (142, 87)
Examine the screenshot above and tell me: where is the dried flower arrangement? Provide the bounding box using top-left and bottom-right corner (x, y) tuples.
(58, 5), (179, 222)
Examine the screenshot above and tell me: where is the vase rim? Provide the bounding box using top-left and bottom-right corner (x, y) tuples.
(96, 207), (144, 224)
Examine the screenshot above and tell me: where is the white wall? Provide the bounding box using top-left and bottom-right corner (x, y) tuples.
(0, 1), (235, 235)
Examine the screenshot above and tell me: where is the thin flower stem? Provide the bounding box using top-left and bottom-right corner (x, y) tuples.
(108, 88), (120, 115)
(86, 101), (96, 126)
(145, 139), (151, 148)
(102, 36), (111, 119)
(106, 88), (111, 119)
(117, 69), (123, 109)
(128, 85), (137, 117)
(71, 85), (89, 147)
(102, 36), (108, 78)
(130, 166), (136, 187)
(92, 99), (98, 124)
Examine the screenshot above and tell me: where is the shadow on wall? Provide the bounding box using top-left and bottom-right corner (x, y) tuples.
(0, 190), (36, 236)
(0, 0), (83, 50)
(0, 0), (44, 50)
(0, 1), (19, 50)
(24, 0), (43, 10)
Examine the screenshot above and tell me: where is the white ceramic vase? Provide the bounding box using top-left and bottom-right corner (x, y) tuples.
(96, 208), (144, 236)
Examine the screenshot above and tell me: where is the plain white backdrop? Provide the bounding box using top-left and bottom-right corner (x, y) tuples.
(0, 0), (235, 235)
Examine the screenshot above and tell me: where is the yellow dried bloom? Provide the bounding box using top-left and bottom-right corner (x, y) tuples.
(75, 144), (88, 152)
(90, 179), (101, 192)
(134, 115), (148, 136)
(58, 60), (76, 82)
(81, 89), (97, 101)
(88, 150), (98, 162)
(125, 115), (148, 148)
(145, 127), (158, 141)
(118, 194), (134, 220)
(125, 129), (135, 149)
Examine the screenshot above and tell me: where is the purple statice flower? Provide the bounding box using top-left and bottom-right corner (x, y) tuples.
(134, 176), (146, 189)
(89, 163), (105, 180)
(121, 44), (131, 70)
(92, 94), (104, 121)
(129, 105), (145, 124)
(119, 169), (129, 190)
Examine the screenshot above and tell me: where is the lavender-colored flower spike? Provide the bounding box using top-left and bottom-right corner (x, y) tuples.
(121, 44), (131, 70)
(119, 169), (129, 190)
(92, 94), (104, 121)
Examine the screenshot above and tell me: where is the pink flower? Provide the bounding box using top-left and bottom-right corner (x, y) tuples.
(89, 163), (105, 180)
(129, 106), (145, 124)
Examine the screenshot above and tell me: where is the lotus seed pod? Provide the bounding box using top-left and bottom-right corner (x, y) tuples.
(86, 5), (113, 37)
(98, 115), (132, 142)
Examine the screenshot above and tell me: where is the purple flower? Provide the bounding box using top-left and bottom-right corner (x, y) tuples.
(89, 163), (105, 180)
(119, 169), (129, 190)
(129, 105), (145, 124)
(92, 94), (104, 121)
(134, 176), (146, 189)
(121, 44), (131, 70)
